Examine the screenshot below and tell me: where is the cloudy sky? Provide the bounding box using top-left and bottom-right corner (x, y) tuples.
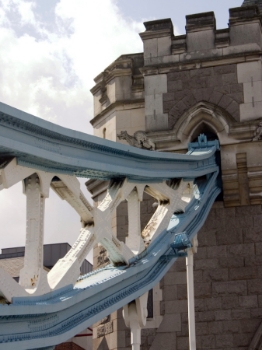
(0, 0), (242, 262)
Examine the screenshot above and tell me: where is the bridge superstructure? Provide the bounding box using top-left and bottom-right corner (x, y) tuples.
(0, 102), (220, 349)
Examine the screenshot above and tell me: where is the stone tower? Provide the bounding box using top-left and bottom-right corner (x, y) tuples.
(88, 3), (262, 349)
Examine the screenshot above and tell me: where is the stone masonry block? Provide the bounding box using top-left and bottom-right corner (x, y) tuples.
(206, 297), (222, 310)
(231, 309), (251, 320)
(157, 314), (181, 332)
(208, 321), (223, 335)
(197, 230), (217, 247)
(196, 322), (209, 335)
(194, 247), (207, 260)
(255, 242), (262, 255)
(164, 300), (188, 314)
(173, 258), (186, 272)
(253, 214), (262, 227)
(239, 318), (261, 334)
(229, 91), (244, 104)
(163, 92), (175, 102)
(164, 271), (186, 285)
(167, 80), (183, 92)
(206, 246), (227, 258)
(227, 243), (255, 257)
(195, 282), (212, 298)
(200, 334), (216, 349)
(248, 279), (262, 294)
(219, 256), (245, 268)
(222, 320), (240, 333)
(150, 332), (177, 350)
(212, 280), (247, 296)
(244, 227), (262, 243)
(237, 61), (262, 83)
(203, 269), (229, 282)
(222, 73), (238, 85)
(196, 311), (215, 322)
(221, 295), (240, 310)
(163, 285), (177, 301)
(208, 90), (223, 105)
(230, 83), (244, 93)
(195, 258), (219, 270)
(229, 266), (257, 280)
(190, 67), (213, 77)
(216, 334), (234, 348)
(145, 75), (167, 95)
(202, 87), (214, 101)
(236, 205), (262, 216)
(216, 228), (243, 245)
(251, 308), (262, 318)
(233, 332), (253, 348)
(177, 284), (187, 300)
(176, 336), (189, 350)
(195, 298), (206, 312)
(245, 255), (262, 267)
(227, 100), (240, 120)
(215, 310), (232, 322)
(214, 64), (236, 75)
(207, 75), (223, 88)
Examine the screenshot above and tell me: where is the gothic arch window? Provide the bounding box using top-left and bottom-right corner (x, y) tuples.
(190, 123), (218, 143)
(191, 123), (223, 201)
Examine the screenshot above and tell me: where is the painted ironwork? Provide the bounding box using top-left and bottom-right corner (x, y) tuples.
(0, 102), (220, 349)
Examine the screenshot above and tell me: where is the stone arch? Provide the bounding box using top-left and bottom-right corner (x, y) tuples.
(172, 101), (236, 147)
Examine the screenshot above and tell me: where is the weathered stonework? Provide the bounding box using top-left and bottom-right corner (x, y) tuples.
(89, 3), (262, 350)
(163, 64), (244, 128)
(151, 203), (262, 350)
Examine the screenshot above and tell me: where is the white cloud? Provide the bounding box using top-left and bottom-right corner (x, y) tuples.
(0, 0), (144, 259)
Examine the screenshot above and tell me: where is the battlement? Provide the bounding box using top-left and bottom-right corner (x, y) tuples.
(91, 6), (262, 125)
(140, 7), (262, 66)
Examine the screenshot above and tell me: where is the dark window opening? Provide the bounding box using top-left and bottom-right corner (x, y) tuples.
(147, 289), (153, 318)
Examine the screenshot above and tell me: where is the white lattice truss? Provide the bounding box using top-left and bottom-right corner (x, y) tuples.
(0, 158), (196, 303)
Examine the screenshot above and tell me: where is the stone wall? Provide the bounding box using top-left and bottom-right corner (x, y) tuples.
(163, 64), (244, 129)
(139, 202), (262, 350)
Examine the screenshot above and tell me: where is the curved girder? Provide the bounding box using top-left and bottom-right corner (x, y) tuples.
(0, 101), (221, 349)
(0, 102), (218, 182)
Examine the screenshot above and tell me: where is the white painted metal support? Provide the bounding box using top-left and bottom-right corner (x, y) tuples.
(19, 173), (50, 294)
(186, 236), (198, 350)
(123, 293), (148, 350)
(126, 187), (145, 255)
(130, 304), (142, 350)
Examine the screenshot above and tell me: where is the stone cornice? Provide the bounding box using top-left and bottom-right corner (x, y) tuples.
(91, 68), (133, 95)
(90, 99), (145, 126)
(140, 51), (262, 76)
(139, 29), (173, 40)
(91, 54), (144, 95)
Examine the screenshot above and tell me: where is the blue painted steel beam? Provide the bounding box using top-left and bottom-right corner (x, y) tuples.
(0, 101), (221, 349)
(0, 172), (220, 349)
(0, 102), (218, 182)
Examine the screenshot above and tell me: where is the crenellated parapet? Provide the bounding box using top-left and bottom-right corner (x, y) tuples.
(89, 6), (262, 209)
(140, 7), (262, 67)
